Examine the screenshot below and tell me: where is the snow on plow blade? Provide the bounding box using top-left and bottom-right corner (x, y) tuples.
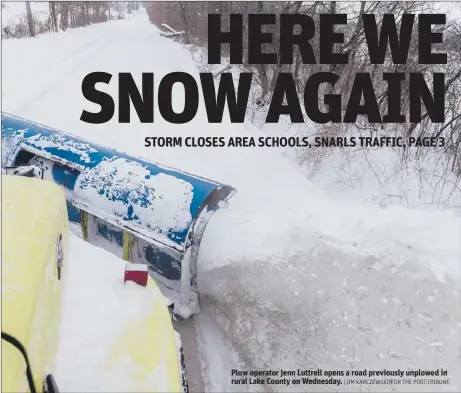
(1, 113), (236, 318)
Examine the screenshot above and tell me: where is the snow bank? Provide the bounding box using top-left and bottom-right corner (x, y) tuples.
(260, 120), (461, 209)
(54, 234), (172, 392)
(2, 12), (460, 392)
(198, 208), (461, 392)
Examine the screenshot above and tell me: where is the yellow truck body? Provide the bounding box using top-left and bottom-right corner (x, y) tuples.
(105, 277), (183, 392)
(2, 174), (183, 392)
(2, 175), (68, 392)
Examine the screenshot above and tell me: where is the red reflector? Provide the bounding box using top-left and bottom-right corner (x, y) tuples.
(124, 263), (148, 287)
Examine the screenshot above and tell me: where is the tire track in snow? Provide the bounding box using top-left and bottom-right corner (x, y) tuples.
(174, 316), (205, 393)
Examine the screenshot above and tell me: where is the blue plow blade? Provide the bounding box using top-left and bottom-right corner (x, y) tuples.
(1, 112), (236, 318)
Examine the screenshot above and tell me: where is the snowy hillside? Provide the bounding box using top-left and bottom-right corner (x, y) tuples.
(2, 10), (460, 393)
(183, 2), (461, 210)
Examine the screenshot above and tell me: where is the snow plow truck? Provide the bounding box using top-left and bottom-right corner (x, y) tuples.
(2, 174), (189, 392)
(1, 112), (236, 319)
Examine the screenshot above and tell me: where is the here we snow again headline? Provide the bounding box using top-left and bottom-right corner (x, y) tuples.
(80, 13), (449, 148)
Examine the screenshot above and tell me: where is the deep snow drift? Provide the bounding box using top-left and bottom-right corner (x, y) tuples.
(2, 11), (461, 392)
(55, 233), (175, 392)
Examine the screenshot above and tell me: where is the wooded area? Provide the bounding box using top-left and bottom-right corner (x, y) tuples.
(145, 1), (461, 181)
(2, 1), (460, 204)
(2, 1), (140, 38)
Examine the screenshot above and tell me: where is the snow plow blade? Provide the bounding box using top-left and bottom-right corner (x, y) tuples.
(1, 113), (236, 318)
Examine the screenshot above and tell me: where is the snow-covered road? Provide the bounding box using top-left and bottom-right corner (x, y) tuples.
(3, 11), (461, 392)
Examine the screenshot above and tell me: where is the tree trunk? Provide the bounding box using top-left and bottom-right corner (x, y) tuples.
(85, 2), (90, 25)
(50, 2), (58, 32)
(179, 2), (190, 44)
(25, 1), (35, 37)
(256, 64), (270, 102)
(70, 4), (76, 27)
(94, 3), (100, 22)
(61, 2), (68, 30)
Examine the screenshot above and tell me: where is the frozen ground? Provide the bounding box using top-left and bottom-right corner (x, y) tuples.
(2, 10), (461, 392)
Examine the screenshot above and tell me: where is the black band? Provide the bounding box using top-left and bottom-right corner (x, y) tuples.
(2, 332), (37, 393)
